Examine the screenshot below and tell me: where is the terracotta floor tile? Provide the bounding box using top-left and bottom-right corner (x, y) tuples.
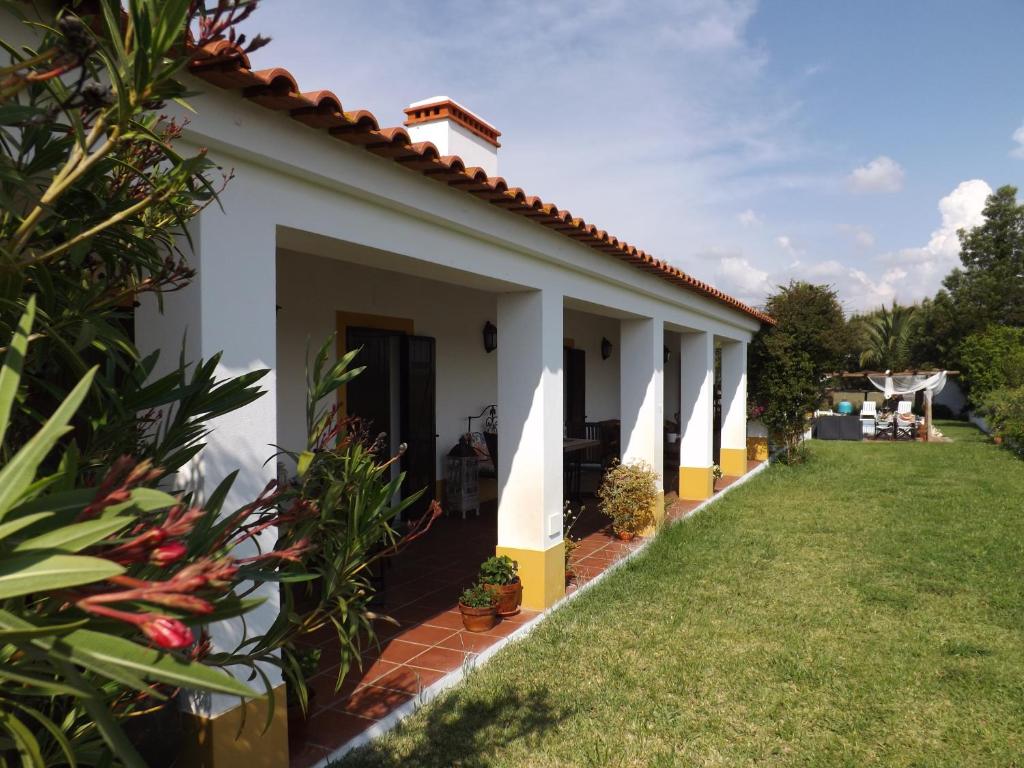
(305, 707), (377, 751)
(364, 639), (432, 665)
(406, 645), (469, 672)
(479, 619), (526, 639)
(289, 741), (329, 768)
(421, 610), (466, 630)
(340, 684), (414, 719)
(395, 623), (458, 647)
(371, 663), (447, 694)
(436, 630), (502, 654)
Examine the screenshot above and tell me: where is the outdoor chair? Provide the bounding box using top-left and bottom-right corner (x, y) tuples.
(860, 400), (878, 438)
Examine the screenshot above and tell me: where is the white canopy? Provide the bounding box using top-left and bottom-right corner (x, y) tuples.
(867, 370), (948, 400)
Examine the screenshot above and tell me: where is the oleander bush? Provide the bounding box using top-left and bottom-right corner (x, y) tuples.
(0, 2), (437, 763)
(982, 386), (1024, 456)
(598, 460), (659, 538)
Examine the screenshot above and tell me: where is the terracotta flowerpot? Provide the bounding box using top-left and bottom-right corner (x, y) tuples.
(994, 435), (1003, 445)
(616, 530), (636, 542)
(483, 580), (522, 616)
(459, 602), (498, 633)
(286, 688), (318, 751)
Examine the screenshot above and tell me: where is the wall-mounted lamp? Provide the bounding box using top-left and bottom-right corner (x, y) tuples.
(664, 345), (671, 363)
(482, 321), (497, 353)
(601, 337), (613, 360)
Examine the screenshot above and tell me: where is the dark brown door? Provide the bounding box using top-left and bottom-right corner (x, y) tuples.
(346, 327), (392, 445)
(565, 347), (586, 436)
(401, 335), (436, 515)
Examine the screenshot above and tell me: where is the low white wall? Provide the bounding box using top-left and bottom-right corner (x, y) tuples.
(276, 250), (497, 480)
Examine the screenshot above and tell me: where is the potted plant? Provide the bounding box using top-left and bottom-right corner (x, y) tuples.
(286, 647), (322, 751)
(712, 463), (723, 482)
(458, 583), (498, 632)
(479, 555), (522, 616)
(563, 501), (583, 582)
(597, 460), (659, 540)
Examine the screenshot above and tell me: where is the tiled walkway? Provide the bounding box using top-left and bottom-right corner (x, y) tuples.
(291, 460), (763, 767)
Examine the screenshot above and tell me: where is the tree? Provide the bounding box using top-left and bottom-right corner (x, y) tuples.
(958, 325), (1024, 407)
(857, 302), (918, 371)
(944, 185), (1024, 332)
(761, 281), (850, 374)
(907, 291), (961, 369)
(750, 282), (847, 461)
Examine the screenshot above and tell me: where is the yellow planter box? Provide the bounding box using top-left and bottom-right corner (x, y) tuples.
(747, 436), (768, 461)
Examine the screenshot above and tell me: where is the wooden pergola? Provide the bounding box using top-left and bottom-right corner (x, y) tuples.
(824, 370), (961, 442)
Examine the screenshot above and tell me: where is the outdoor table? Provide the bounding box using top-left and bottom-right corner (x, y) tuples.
(564, 437), (600, 501)
(813, 414), (862, 441)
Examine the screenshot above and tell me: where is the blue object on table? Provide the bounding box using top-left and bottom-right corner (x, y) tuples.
(836, 400), (854, 415)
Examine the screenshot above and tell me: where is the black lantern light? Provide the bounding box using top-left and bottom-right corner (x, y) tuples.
(482, 321), (497, 353)
(664, 345), (671, 363)
(601, 337), (613, 360)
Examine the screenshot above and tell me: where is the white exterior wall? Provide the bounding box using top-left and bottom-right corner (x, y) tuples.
(275, 251), (497, 476)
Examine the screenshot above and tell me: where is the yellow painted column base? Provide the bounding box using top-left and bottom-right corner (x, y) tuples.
(679, 466), (714, 501)
(181, 685), (288, 768)
(496, 541), (565, 610)
(640, 490), (666, 536)
(720, 447), (748, 477)
(746, 436), (769, 461)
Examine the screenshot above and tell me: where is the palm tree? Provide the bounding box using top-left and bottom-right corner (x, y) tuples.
(859, 303), (918, 371)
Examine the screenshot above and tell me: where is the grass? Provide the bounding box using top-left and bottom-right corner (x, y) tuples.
(336, 422), (1024, 767)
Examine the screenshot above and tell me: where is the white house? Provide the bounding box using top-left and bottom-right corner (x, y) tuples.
(131, 40), (773, 767)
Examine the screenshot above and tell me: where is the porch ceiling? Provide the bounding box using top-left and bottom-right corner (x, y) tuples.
(278, 226), (528, 294)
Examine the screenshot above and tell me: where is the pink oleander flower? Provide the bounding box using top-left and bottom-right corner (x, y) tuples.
(150, 541), (187, 566)
(141, 616), (194, 650)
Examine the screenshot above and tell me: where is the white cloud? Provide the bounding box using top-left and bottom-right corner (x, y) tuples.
(1012, 120), (1024, 159)
(864, 179), (992, 308)
(737, 208), (763, 228)
(839, 224), (875, 249)
(848, 155), (905, 193)
(775, 235), (803, 258)
(718, 254), (769, 295)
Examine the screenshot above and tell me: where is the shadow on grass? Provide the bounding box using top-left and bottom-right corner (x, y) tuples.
(335, 683), (568, 768)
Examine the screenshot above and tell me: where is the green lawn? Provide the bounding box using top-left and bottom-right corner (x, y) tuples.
(338, 422), (1024, 767)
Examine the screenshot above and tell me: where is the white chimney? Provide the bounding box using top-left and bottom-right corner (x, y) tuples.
(404, 96), (500, 176)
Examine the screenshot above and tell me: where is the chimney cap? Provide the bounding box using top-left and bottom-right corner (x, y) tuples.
(403, 96), (500, 148)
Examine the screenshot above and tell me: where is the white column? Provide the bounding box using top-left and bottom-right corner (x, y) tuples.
(496, 289), (564, 609)
(619, 316), (664, 526)
(678, 330), (715, 500)
(719, 339), (748, 477)
(137, 193), (280, 718)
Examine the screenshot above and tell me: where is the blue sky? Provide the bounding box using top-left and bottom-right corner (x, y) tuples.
(239, 1), (1023, 314)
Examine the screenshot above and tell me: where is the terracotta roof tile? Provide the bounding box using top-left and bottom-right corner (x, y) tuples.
(188, 42), (774, 325)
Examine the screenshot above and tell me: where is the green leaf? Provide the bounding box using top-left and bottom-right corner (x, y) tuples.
(0, 553), (123, 599)
(0, 666), (90, 697)
(52, 629), (258, 698)
(0, 296), (35, 448)
(13, 516), (131, 553)
(0, 616), (88, 641)
(57, 662), (147, 768)
(0, 511), (52, 542)
(0, 366), (97, 520)
(0, 708), (44, 767)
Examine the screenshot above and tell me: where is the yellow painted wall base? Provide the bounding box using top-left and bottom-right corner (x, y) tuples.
(747, 436), (768, 462)
(181, 686), (288, 768)
(679, 466), (714, 500)
(640, 490), (666, 536)
(496, 541), (565, 610)
(720, 447), (748, 477)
